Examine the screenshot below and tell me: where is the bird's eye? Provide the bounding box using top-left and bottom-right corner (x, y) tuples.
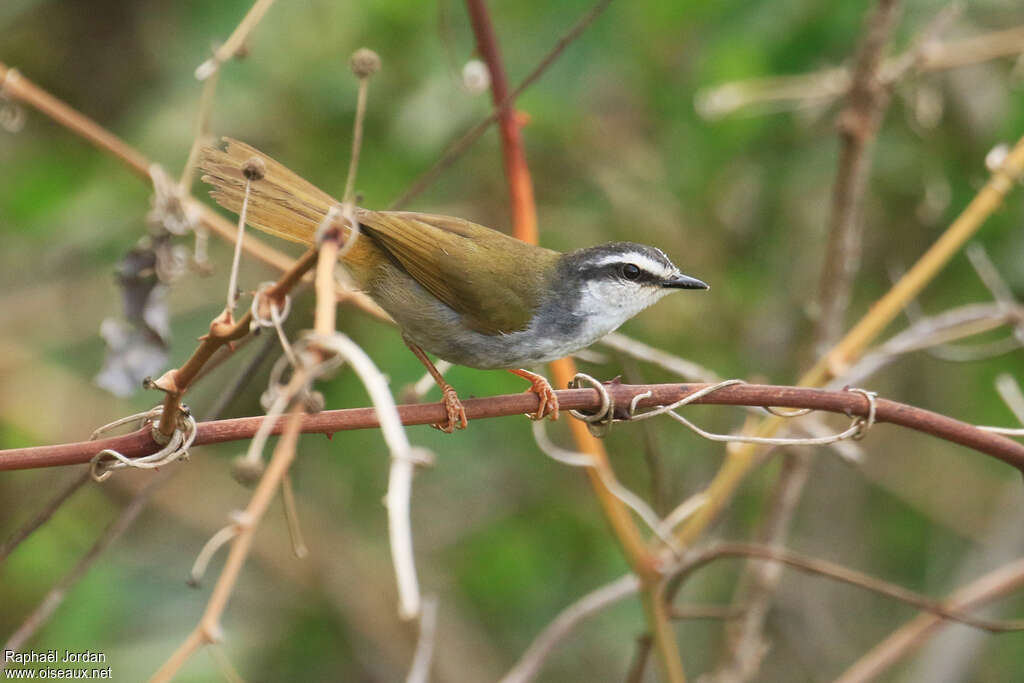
(621, 263), (641, 280)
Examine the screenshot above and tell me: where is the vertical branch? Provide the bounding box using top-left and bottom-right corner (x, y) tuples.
(721, 2), (901, 679)
(460, 2), (681, 680)
(674, 132), (1024, 549)
(815, 0), (902, 350)
(389, 0), (613, 211)
(464, 0), (538, 243)
(193, 0), (278, 81)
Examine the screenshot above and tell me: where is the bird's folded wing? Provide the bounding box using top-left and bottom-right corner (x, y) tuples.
(356, 210), (559, 335)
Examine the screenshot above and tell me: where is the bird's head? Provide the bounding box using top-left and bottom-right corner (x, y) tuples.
(549, 242), (708, 336)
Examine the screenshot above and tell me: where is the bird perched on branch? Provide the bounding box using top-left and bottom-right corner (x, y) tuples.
(199, 139), (708, 432)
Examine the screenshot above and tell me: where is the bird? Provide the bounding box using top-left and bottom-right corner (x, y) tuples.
(198, 139), (708, 432)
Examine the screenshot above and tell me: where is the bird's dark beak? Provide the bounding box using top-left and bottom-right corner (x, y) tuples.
(662, 273), (709, 290)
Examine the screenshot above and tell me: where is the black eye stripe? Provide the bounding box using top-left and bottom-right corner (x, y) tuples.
(577, 262), (660, 284)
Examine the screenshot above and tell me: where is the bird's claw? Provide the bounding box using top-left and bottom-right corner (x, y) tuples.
(431, 385), (468, 433)
(521, 373), (559, 422)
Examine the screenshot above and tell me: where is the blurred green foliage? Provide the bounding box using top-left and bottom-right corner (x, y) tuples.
(1, 1), (1023, 681)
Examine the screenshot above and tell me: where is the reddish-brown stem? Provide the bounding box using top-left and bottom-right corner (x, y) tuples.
(0, 63), (150, 177)
(669, 543), (1024, 634)
(154, 247), (318, 436)
(836, 557), (1024, 682)
(464, 0), (538, 243)
(458, 8), (662, 664)
(390, 0), (614, 211)
(6, 382), (1023, 473)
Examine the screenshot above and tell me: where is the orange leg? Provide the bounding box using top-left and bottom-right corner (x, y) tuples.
(403, 336), (467, 433)
(509, 368), (559, 421)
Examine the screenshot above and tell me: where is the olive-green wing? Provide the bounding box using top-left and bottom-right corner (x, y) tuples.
(357, 210), (560, 335)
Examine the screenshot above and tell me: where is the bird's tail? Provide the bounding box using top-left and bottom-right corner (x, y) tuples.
(198, 138), (339, 246)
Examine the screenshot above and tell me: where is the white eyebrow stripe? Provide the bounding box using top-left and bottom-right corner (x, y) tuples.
(588, 251), (675, 276)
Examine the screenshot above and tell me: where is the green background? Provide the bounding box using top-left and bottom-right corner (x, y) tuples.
(2, 0), (1023, 681)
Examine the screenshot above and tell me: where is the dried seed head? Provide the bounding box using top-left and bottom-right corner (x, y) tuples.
(241, 156), (266, 181)
(231, 455), (265, 487)
(303, 390), (325, 414)
(350, 48), (381, 78)
(462, 59), (490, 94)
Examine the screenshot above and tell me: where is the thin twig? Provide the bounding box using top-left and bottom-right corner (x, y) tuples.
(2, 470), (171, 659)
(0, 468), (90, 564)
(406, 595), (439, 683)
(194, 0), (277, 80)
(725, 3), (902, 678)
(178, 69), (220, 193)
(0, 334), (278, 670)
(836, 557), (1024, 681)
(154, 247), (318, 438)
(842, 302), (1021, 387)
(815, 0), (902, 350)
(151, 400), (306, 683)
(181, 0), (280, 191)
(390, 0), (615, 210)
(674, 133), (1024, 548)
(0, 60), (388, 323)
(280, 472), (308, 558)
(623, 634), (653, 683)
(342, 50), (379, 204)
(994, 374), (1024, 425)
(836, 546), (1024, 681)
(601, 332), (719, 382)
(668, 543), (1024, 633)
(695, 21), (1024, 119)
(717, 451), (813, 680)
(500, 574), (640, 683)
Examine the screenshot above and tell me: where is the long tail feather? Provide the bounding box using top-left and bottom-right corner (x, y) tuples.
(198, 138), (338, 246)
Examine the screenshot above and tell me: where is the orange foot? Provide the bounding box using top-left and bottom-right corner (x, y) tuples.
(432, 384), (468, 433)
(509, 368), (559, 421)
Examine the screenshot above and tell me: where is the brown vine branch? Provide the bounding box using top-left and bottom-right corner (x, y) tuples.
(835, 556), (1024, 682)
(4, 382), (1023, 472)
(0, 332), (282, 668)
(501, 540), (1024, 682)
(153, 246), (318, 437)
(669, 543), (1024, 634)
(0, 469), (90, 563)
(1, 471), (170, 662)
